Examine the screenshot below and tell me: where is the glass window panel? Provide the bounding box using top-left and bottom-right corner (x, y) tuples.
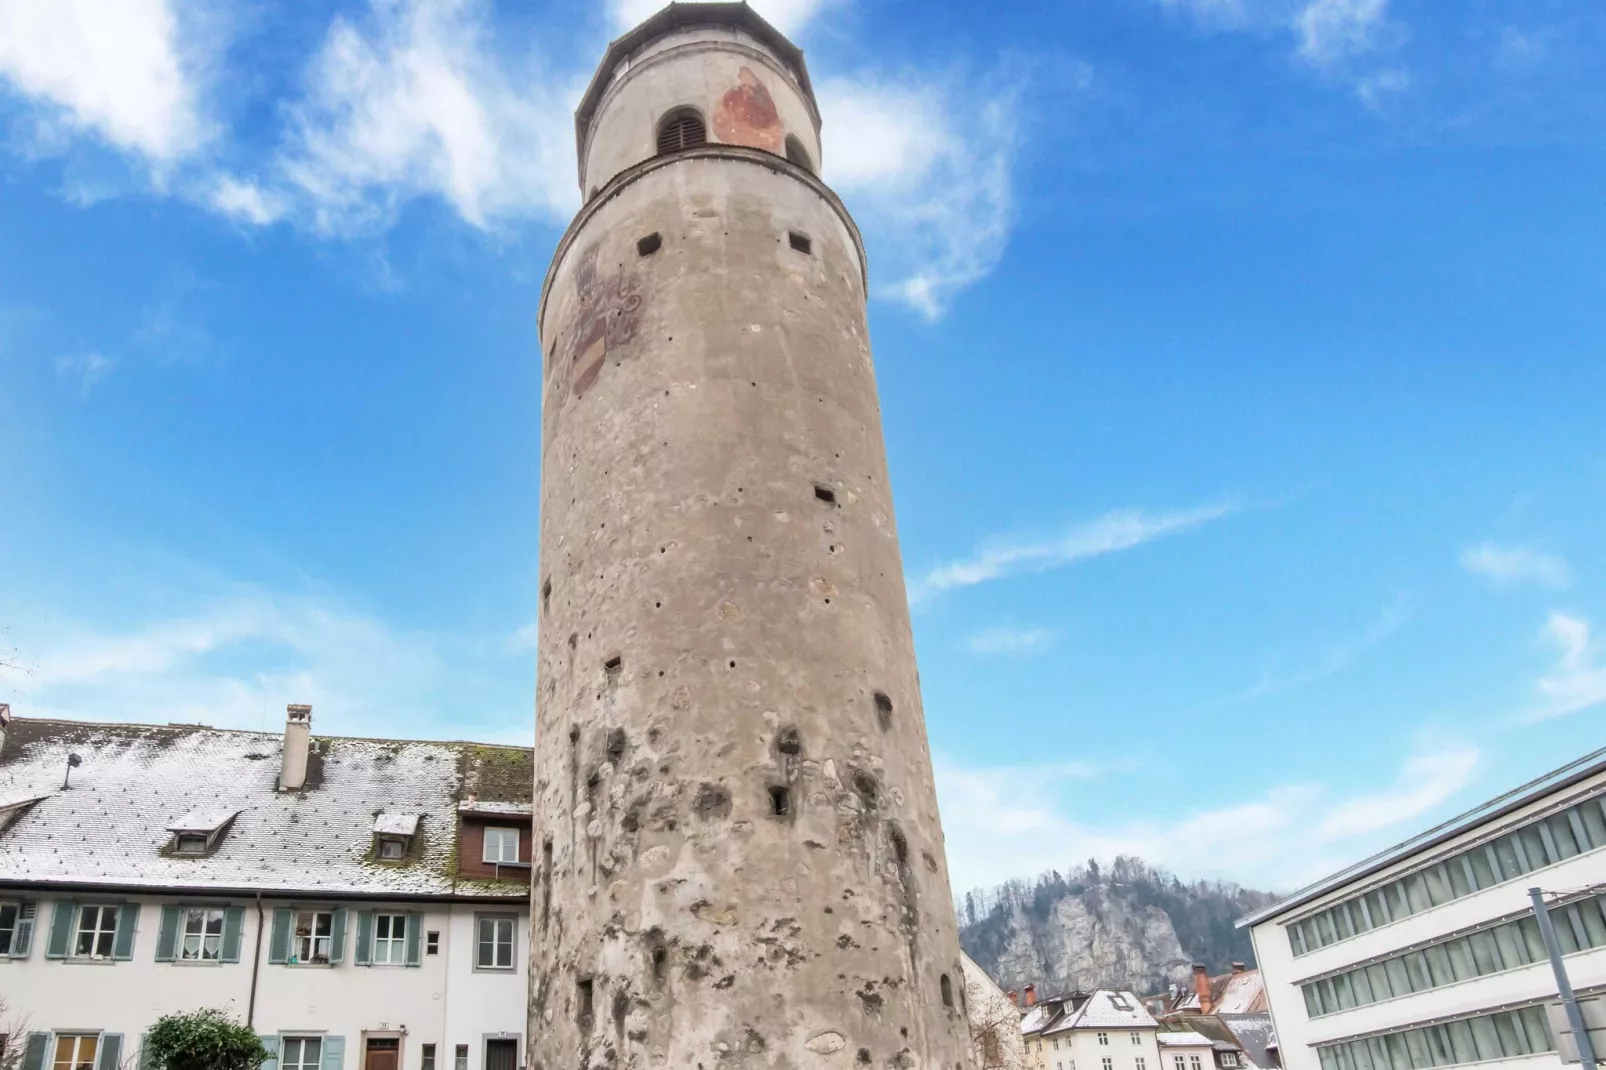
(1351, 967), (1374, 1005)
(1424, 944), (1455, 986)
(1318, 1049), (1338, 1070)
(1519, 826), (1552, 868)
(1304, 985), (1322, 1017)
(1549, 814), (1581, 859)
(1581, 897), (1606, 947)
(1404, 1029), (1433, 1069)
(1385, 957), (1412, 995)
(1335, 1045), (1354, 1070)
(1448, 857), (1473, 898)
(1336, 974), (1357, 1009)
(1336, 904), (1356, 939)
(1423, 866), (1451, 907)
(1446, 1022), (1477, 1066)
(1553, 907), (1582, 954)
(1519, 916), (1548, 961)
(1349, 1041), (1374, 1070)
(1580, 800), (1606, 849)
(1291, 925), (1307, 956)
(1494, 1012), (1527, 1057)
(1519, 1007), (1553, 1052)
(1467, 848), (1497, 890)
(1366, 962), (1393, 1000)
(1445, 936), (1476, 981)
(1403, 952), (1431, 992)
(1365, 1039), (1391, 1070)
(1391, 881), (1414, 919)
(1356, 897), (1375, 931)
(1384, 1035), (1412, 1070)
(1470, 1018), (1502, 1061)
(1318, 911), (1339, 945)
(1493, 836), (1524, 880)
(1368, 889), (1393, 925)
(1469, 931), (1502, 973)
(1426, 1027), (1454, 1067)
(1406, 875), (1433, 913)
(1494, 921), (1530, 967)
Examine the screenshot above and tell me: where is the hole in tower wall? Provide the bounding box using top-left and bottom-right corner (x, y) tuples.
(637, 232), (662, 256)
(606, 728), (627, 763)
(542, 578), (552, 615)
(814, 484), (836, 505)
(874, 691), (893, 731)
(888, 822), (909, 867)
(775, 727), (802, 757)
(769, 785), (791, 817)
(789, 231), (812, 255)
(940, 973), (954, 1009)
(852, 769), (879, 809)
(577, 977), (595, 1030)
(647, 929), (668, 983)
(604, 655), (622, 674)
(541, 839), (554, 931)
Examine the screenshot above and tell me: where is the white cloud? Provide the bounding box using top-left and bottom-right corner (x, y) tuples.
(54, 353), (114, 394)
(967, 627), (1055, 656)
(1531, 613), (1606, 721)
(277, 0), (580, 234)
(910, 503), (1233, 602)
(1461, 542), (1573, 590)
(1355, 67), (1408, 109)
(209, 175), (284, 226)
(609, 0), (837, 36)
(820, 73), (1019, 319)
(506, 621), (540, 653)
(0, 0), (214, 165)
(938, 743), (1479, 894)
(1295, 0), (1389, 69)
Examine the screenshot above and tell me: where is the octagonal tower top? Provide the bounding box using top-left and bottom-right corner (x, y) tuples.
(573, 2), (822, 198)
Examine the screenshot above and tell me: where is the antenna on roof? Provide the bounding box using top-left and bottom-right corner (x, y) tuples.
(63, 752), (82, 789)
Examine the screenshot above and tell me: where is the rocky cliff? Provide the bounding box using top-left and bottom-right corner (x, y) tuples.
(958, 856), (1280, 995)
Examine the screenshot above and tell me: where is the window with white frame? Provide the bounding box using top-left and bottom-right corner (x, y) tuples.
(293, 910), (333, 964)
(483, 826), (521, 864)
(372, 913), (408, 964)
(1102, 1058), (1114, 1070)
(454, 1045), (469, 1070)
(1136, 1059), (1147, 1070)
(52, 1035), (99, 1070)
(75, 904), (118, 959)
(281, 1037), (323, 1070)
(421, 1045), (436, 1070)
(1099, 1034), (1110, 1046)
(1174, 1057), (1186, 1070)
(1189, 1057), (1203, 1070)
(1053, 1040), (1060, 1050)
(477, 915), (515, 969)
(0, 902), (33, 955)
(1221, 1055), (1238, 1067)
(179, 907), (225, 961)
(1131, 1034), (1142, 1046)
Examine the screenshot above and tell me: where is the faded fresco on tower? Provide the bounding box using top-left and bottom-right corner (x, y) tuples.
(713, 66), (785, 152)
(554, 243), (644, 400)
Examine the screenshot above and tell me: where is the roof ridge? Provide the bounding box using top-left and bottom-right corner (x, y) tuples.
(4, 715), (532, 753)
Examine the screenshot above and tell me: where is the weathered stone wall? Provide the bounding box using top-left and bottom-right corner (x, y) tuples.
(530, 122), (971, 1070)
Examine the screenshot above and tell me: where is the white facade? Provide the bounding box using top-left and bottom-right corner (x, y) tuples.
(0, 895), (528, 1070)
(1243, 749), (1606, 1070)
(1024, 991), (1166, 1070)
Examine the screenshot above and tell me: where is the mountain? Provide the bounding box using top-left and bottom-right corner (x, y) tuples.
(957, 856), (1282, 996)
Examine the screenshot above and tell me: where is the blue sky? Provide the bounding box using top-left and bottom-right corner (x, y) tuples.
(1, 0), (1604, 899)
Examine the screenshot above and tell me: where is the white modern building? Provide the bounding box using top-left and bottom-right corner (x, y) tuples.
(1241, 746), (1606, 1070)
(1021, 990), (1166, 1070)
(0, 708), (532, 1070)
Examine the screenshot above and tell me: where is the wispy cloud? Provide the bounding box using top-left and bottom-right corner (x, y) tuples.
(54, 353), (114, 395)
(939, 742), (1479, 893)
(276, 0), (581, 234)
(910, 503), (1234, 603)
(967, 627), (1056, 656)
(1295, 0), (1390, 69)
(1198, 596), (1413, 711)
(821, 71), (1021, 319)
(0, 0), (218, 167)
(1530, 613), (1606, 722)
(1461, 542), (1573, 590)
(209, 175), (285, 226)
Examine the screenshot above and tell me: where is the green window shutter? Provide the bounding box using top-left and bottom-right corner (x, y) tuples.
(321, 1037), (345, 1070)
(354, 911), (372, 966)
(405, 912), (423, 966)
(23, 1034), (49, 1070)
(259, 1036), (279, 1070)
(329, 906), (348, 965)
(11, 902), (35, 958)
(113, 902), (140, 960)
(268, 908), (291, 964)
(221, 906), (246, 963)
(155, 905), (181, 962)
(47, 900), (76, 958)
(97, 1035), (124, 1070)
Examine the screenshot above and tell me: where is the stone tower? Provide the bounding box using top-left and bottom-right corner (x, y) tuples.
(531, 5), (974, 1069)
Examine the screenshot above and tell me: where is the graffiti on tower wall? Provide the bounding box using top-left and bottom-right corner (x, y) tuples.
(713, 66), (784, 152)
(555, 243), (644, 400)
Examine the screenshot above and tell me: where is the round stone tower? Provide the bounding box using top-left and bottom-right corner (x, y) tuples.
(531, 5), (974, 1070)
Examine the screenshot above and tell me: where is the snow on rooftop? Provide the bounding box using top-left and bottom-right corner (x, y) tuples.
(458, 800), (533, 816)
(0, 718), (532, 898)
(0, 791), (51, 811)
(1068, 990), (1157, 1030)
(373, 812), (421, 836)
(166, 808), (239, 833)
(1157, 1034), (1215, 1048)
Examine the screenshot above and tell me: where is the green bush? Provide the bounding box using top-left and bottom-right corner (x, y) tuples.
(145, 1009), (270, 1070)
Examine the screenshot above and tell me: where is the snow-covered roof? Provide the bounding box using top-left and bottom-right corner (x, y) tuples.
(0, 717), (532, 899)
(1066, 990), (1158, 1030)
(373, 812), (421, 836)
(0, 791), (51, 812)
(1157, 1033), (1214, 1048)
(458, 800), (533, 816)
(1213, 971), (1266, 1014)
(166, 808), (239, 833)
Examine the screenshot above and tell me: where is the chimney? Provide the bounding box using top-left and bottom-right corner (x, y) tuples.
(1007, 990), (1019, 1006)
(0, 703), (10, 757)
(1024, 983), (1037, 1007)
(1231, 962), (1246, 974)
(1192, 964), (1212, 1015)
(280, 704), (312, 791)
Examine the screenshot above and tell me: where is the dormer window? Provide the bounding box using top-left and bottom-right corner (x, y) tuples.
(373, 812), (420, 862)
(483, 826), (521, 865)
(164, 809), (239, 857)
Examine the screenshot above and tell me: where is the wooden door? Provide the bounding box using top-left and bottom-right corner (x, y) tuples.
(364, 1039), (400, 1070)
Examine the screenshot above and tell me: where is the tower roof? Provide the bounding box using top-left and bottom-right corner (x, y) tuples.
(574, 2), (817, 182)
